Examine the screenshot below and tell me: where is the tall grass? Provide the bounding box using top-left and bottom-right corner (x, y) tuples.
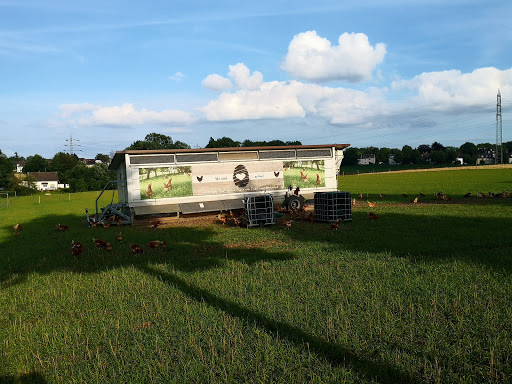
(1, 170), (512, 383)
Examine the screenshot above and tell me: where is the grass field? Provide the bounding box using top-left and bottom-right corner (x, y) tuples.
(1, 169), (512, 383)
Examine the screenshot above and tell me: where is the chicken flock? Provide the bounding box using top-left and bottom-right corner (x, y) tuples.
(10, 217), (169, 258)
(11, 189), (509, 258)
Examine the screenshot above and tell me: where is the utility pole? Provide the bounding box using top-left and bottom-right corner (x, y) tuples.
(65, 134), (81, 156)
(496, 89), (503, 164)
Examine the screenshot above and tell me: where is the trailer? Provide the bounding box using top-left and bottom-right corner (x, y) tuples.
(99, 144), (349, 224)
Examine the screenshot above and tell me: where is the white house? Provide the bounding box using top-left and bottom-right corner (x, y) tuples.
(358, 154), (376, 165)
(26, 172), (60, 191)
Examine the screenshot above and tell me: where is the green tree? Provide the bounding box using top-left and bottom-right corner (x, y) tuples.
(51, 152), (79, 182)
(392, 149), (404, 164)
(377, 147), (390, 164)
(418, 144), (431, 154)
(460, 142), (477, 157)
(410, 149), (423, 164)
(445, 147), (458, 164)
(65, 163), (115, 192)
(23, 154), (48, 173)
(0, 150), (14, 189)
(95, 153), (111, 163)
(402, 145), (413, 164)
(205, 137), (241, 148)
(125, 133), (191, 150)
(431, 141), (445, 152)
(431, 150), (446, 164)
(341, 147), (359, 166)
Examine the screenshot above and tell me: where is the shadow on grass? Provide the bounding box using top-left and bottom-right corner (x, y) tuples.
(0, 213), (293, 288)
(141, 265), (419, 384)
(0, 371), (47, 383)
(2, 204), (511, 383)
(0, 212), (424, 383)
(278, 202), (512, 274)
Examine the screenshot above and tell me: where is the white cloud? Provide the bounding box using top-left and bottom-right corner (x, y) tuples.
(202, 63), (263, 92)
(58, 103), (195, 127)
(228, 63), (263, 90)
(202, 74), (233, 91)
(392, 67), (512, 109)
(169, 72), (185, 81)
(281, 31), (386, 83)
(201, 65), (386, 125)
(202, 80), (305, 121)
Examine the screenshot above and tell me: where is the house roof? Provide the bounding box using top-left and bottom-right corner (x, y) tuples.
(27, 172), (59, 182)
(109, 143), (350, 170)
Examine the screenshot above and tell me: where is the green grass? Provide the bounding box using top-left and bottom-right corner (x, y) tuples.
(1, 170), (512, 383)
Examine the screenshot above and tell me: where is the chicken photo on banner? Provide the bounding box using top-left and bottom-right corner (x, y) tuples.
(283, 160), (325, 189)
(139, 166), (193, 199)
(191, 161), (284, 196)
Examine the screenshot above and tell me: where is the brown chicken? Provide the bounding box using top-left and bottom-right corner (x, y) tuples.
(219, 215), (228, 225)
(71, 240), (84, 257)
(102, 221), (111, 229)
(300, 171), (308, 182)
(93, 238), (112, 251)
(358, 193), (363, 199)
(13, 224), (22, 236)
(146, 183), (153, 198)
(379, 193), (386, 198)
(316, 174), (322, 185)
(352, 198), (356, 206)
(282, 219), (293, 229)
(294, 187), (300, 196)
(148, 240), (165, 249)
(163, 178), (172, 192)
(330, 219), (340, 230)
(130, 244), (144, 254)
(307, 212), (314, 223)
(234, 216), (246, 227)
(368, 212), (379, 220)
(56, 224), (69, 231)
(367, 201), (376, 208)
(116, 232), (123, 242)
(411, 197), (418, 204)
(149, 220), (161, 228)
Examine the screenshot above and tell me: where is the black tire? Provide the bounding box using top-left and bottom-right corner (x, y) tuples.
(287, 196), (302, 211)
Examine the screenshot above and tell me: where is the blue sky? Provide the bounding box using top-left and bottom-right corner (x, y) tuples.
(1, 0), (511, 158)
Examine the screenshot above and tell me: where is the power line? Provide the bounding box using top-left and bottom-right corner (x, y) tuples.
(496, 89), (503, 164)
(64, 133), (81, 155)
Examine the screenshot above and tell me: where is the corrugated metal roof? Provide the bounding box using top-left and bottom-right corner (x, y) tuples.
(109, 143), (350, 170)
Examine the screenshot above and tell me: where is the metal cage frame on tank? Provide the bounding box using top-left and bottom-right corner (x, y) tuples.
(313, 191), (352, 223)
(244, 194), (275, 227)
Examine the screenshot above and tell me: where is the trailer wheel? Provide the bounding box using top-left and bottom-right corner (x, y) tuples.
(287, 196), (302, 211)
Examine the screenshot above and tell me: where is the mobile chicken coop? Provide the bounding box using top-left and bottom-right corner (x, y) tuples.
(96, 144), (349, 224)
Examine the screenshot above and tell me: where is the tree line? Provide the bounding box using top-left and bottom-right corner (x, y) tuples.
(0, 151), (114, 195)
(342, 141), (512, 166)
(2, 133), (510, 194)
